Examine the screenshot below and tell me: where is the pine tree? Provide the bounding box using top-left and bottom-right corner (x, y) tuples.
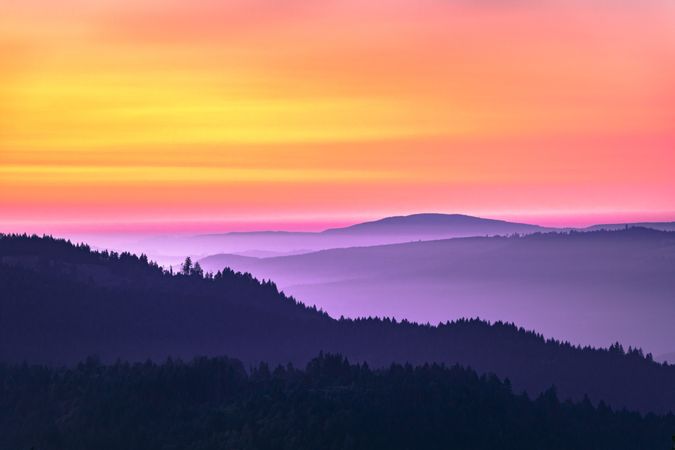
(182, 257), (193, 275)
(192, 262), (204, 278)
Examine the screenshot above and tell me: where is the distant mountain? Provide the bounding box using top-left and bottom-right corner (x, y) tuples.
(323, 213), (547, 236)
(583, 222), (675, 232)
(64, 214), (675, 266)
(199, 228), (675, 357)
(98, 214), (551, 264)
(2, 233), (675, 414)
(199, 252), (260, 271)
(233, 248), (313, 258)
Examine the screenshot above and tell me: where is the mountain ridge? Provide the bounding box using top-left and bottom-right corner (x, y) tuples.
(2, 233), (675, 413)
(322, 213), (546, 234)
(198, 228), (675, 355)
(69, 213), (675, 265)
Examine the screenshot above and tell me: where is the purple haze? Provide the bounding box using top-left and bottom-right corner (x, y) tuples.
(198, 227), (675, 356)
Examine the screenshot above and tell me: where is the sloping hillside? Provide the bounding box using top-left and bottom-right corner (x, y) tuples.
(2, 234), (675, 413)
(199, 228), (675, 355)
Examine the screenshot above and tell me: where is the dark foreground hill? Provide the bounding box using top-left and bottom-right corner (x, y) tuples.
(2, 234), (675, 414)
(2, 354), (673, 450)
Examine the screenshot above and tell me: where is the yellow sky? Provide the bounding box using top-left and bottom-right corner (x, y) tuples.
(1, 0), (674, 231)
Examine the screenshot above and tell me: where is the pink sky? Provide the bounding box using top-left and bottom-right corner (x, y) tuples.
(1, 0), (674, 233)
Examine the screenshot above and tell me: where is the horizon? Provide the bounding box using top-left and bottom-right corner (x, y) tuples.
(2, 210), (675, 236)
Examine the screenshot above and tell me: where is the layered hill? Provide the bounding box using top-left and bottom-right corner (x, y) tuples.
(2, 234), (675, 413)
(98, 214), (550, 264)
(63, 214), (675, 266)
(584, 221), (675, 232)
(322, 213), (545, 236)
(199, 227), (675, 356)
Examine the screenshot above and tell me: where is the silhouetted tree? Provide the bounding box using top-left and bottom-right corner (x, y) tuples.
(1, 354), (674, 450)
(192, 262), (204, 278)
(182, 256), (193, 276)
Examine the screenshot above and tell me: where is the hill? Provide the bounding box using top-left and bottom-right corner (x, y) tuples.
(59, 215), (675, 266)
(323, 213), (545, 236)
(2, 234), (675, 413)
(198, 227), (675, 356)
(98, 213), (550, 264)
(583, 221), (675, 232)
(2, 353), (672, 450)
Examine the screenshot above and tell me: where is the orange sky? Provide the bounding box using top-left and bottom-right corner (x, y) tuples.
(1, 0), (674, 232)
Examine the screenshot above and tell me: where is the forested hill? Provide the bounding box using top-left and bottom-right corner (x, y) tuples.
(2, 354), (673, 450)
(1, 234), (675, 414)
(197, 227), (675, 355)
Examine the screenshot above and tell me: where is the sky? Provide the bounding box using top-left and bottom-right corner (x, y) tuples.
(1, 0), (674, 233)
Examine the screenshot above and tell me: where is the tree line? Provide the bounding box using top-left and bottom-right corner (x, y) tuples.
(1, 353), (673, 450)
